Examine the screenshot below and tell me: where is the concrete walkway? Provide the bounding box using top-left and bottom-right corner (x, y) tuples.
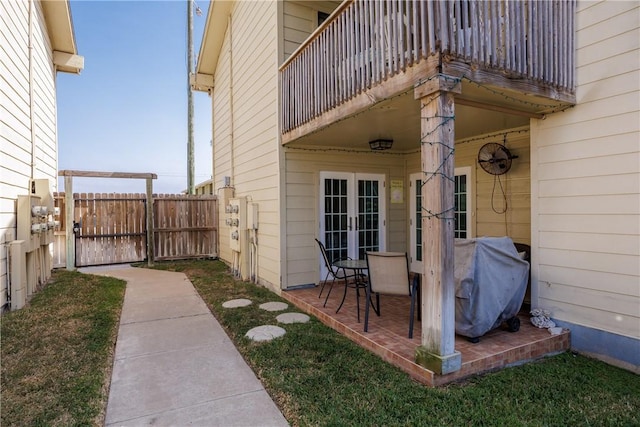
(80, 265), (288, 427)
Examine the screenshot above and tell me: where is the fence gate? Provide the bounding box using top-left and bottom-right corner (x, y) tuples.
(74, 193), (147, 267)
(53, 193), (218, 267)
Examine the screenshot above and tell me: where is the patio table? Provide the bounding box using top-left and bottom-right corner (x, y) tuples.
(333, 259), (376, 322)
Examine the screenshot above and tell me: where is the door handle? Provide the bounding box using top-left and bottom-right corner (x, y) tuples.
(348, 217), (352, 231)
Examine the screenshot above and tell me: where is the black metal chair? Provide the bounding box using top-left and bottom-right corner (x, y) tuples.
(315, 238), (358, 307)
(364, 252), (419, 339)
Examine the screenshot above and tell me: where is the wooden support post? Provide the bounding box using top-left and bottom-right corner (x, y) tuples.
(64, 176), (75, 271)
(414, 75), (462, 375)
(146, 178), (154, 266)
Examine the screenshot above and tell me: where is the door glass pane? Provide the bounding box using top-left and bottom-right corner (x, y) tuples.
(324, 178), (348, 262)
(454, 175), (468, 239)
(357, 179), (379, 259)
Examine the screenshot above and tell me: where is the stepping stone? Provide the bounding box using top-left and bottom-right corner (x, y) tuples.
(276, 312), (310, 324)
(245, 325), (286, 342)
(222, 298), (252, 308)
(259, 301), (288, 312)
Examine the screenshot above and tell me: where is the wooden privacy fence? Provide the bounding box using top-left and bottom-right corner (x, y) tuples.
(53, 193), (218, 267)
(153, 194), (218, 261)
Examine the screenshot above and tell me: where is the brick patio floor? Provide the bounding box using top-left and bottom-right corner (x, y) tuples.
(281, 282), (570, 386)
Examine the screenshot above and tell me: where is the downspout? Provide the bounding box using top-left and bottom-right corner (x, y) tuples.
(4, 245), (9, 311)
(28, 0), (36, 181)
(228, 14), (234, 183)
(251, 229), (258, 283)
(276, 0), (286, 290)
(214, 88), (216, 186)
(210, 90), (219, 257)
(228, 14), (237, 277)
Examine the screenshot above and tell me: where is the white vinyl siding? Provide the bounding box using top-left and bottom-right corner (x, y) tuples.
(1, 0), (58, 309)
(284, 150), (406, 288)
(31, 2), (57, 180)
(530, 1), (640, 340)
(282, 1), (341, 61)
(212, 1), (280, 290)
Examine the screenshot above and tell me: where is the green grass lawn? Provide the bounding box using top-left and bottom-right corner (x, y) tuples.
(1, 270), (125, 427)
(151, 259), (640, 426)
(2, 260), (637, 426)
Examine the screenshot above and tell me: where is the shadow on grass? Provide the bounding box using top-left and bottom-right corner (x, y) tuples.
(149, 259), (640, 426)
(1, 270), (125, 426)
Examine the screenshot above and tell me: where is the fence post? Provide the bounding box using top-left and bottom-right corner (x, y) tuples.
(146, 178), (154, 266)
(64, 176), (75, 271)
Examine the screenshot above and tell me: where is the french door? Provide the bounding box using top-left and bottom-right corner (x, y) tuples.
(409, 167), (472, 272)
(319, 172), (386, 276)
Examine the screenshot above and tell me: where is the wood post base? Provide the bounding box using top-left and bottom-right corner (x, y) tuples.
(415, 346), (462, 375)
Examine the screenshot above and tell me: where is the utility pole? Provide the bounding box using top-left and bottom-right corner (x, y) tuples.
(187, 0), (195, 194)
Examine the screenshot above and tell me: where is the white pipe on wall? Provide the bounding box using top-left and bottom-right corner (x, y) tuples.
(28, 0), (36, 180)
(228, 15), (235, 184)
(251, 230), (258, 283)
(3, 244), (10, 310)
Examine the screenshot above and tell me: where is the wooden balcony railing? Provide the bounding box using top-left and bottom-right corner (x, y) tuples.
(280, 0), (575, 134)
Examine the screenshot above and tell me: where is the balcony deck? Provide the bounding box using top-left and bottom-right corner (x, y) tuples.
(282, 283), (570, 387)
(280, 0), (576, 141)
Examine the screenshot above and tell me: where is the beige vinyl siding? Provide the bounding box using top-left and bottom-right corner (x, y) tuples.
(530, 1), (640, 339)
(283, 149), (406, 288)
(211, 1), (280, 290)
(283, 2), (313, 59)
(465, 130), (531, 244)
(212, 28), (231, 165)
(232, 1), (279, 290)
(1, 0), (57, 309)
(212, 19), (232, 264)
(282, 1), (341, 61)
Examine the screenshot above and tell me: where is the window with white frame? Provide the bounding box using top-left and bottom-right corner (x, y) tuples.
(410, 167), (472, 271)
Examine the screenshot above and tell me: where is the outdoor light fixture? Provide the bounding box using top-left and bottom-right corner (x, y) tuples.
(368, 138), (394, 151)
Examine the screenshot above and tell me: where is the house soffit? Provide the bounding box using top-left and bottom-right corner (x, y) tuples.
(196, 0), (234, 77)
(41, 0), (77, 54)
(283, 90), (532, 153)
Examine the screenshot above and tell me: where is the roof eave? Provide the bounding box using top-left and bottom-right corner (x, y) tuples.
(41, 0), (84, 74)
(195, 0), (234, 83)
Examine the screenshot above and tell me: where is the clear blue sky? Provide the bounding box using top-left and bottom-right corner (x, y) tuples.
(56, 0), (212, 194)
